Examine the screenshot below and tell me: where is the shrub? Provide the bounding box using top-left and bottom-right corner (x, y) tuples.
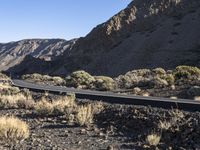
(75, 104), (94, 126)
(115, 69), (151, 89)
(148, 77), (168, 88)
(35, 95), (76, 116)
(74, 102), (104, 126)
(146, 133), (161, 146)
(94, 76), (116, 91)
(22, 74), (66, 86)
(152, 68), (166, 76)
(0, 93), (34, 109)
(174, 66), (200, 80)
(164, 74), (175, 85)
(0, 116), (29, 143)
(34, 98), (54, 116)
(66, 70), (95, 88)
(0, 83), (20, 95)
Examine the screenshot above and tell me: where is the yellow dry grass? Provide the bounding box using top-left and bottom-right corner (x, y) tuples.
(75, 104), (94, 126)
(146, 133), (161, 146)
(0, 116), (29, 143)
(35, 95), (76, 116)
(0, 93), (34, 109)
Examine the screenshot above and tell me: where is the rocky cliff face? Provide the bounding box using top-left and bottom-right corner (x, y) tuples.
(57, 0), (200, 76)
(0, 39), (76, 71)
(3, 0), (200, 76)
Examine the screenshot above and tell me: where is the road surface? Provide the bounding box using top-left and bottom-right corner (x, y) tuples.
(12, 79), (200, 112)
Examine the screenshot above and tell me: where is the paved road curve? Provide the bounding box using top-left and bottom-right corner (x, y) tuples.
(12, 79), (200, 112)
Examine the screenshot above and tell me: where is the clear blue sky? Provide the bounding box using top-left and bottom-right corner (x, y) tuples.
(0, 0), (131, 43)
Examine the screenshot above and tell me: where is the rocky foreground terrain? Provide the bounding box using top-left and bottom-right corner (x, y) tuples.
(2, 0), (200, 76)
(0, 73), (200, 150)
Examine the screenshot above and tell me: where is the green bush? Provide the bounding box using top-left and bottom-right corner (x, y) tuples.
(22, 74), (66, 85)
(164, 74), (175, 85)
(174, 66), (200, 80)
(65, 71), (95, 88)
(94, 76), (116, 91)
(152, 68), (166, 76)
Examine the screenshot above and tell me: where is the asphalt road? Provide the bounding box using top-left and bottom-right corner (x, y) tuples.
(12, 79), (200, 112)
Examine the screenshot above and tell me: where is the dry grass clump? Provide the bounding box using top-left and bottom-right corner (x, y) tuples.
(34, 94), (104, 127)
(35, 95), (76, 116)
(74, 102), (104, 126)
(0, 93), (34, 109)
(34, 98), (54, 116)
(146, 133), (161, 146)
(75, 104), (94, 126)
(0, 116), (29, 143)
(0, 83), (20, 95)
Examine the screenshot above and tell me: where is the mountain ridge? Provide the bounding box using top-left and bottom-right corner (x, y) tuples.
(2, 0), (200, 77)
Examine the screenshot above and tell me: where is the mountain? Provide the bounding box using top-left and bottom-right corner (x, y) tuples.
(0, 39), (76, 72)
(3, 0), (200, 76)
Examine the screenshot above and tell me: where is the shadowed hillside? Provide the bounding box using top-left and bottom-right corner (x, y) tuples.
(4, 0), (200, 76)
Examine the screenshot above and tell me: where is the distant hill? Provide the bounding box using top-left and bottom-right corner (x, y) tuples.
(0, 39), (76, 72)
(3, 0), (200, 76)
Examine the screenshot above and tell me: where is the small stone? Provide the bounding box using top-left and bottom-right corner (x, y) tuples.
(80, 128), (86, 134)
(194, 96), (200, 101)
(170, 96), (177, 100)
(171, 85), (176, 90)
(142, 92), (150, 97)
(99, 132), (105, 137)
(133, 87), (141, 94)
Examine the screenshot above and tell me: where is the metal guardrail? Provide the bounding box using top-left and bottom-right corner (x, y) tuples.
(12, 79), (200, 112)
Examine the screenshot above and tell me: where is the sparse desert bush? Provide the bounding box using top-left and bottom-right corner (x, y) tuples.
(151, 77), (169, 88)
(173, 66), (200, 80)
(66, 70), (95, 89)
(75, 104), (94, 126)
(146, 133), (161, 146)
(115, 69), (152, 89)
(34, 98), (54, 116)
(0, 116), (29, 143)
(164, 74), (175, 85)
(158, 120), (172, 130)
(0, 73), (11, 82)
(74, 102), (104, 126)
(0, 93), (34, 109)
(152, 68), (166, 76)
(35, 95), (76, 116)
(94, 76), (116, 91)
(0, 83), (20, 95)
(22, 73), (66, 86)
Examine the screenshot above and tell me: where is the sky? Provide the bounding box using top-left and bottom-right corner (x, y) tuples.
(0, 0), (132, 43)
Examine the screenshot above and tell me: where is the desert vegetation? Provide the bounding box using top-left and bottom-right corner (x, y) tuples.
(0, 116), (29, 144)
(22, 73), (66, 86)
(21, 66), (200, 99)
(0, 72), (200, 149)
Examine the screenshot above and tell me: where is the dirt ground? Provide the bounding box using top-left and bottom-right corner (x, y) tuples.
(0, 98), (200, 150)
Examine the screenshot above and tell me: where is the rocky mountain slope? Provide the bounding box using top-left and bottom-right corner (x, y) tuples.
(3, 0), (200, 76)
(0, 39), (76, 71)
